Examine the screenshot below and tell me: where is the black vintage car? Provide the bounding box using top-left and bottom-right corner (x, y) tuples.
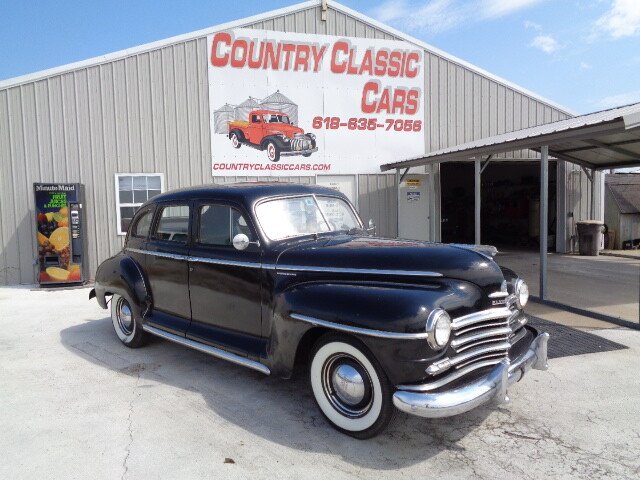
(90, 183), (548, 438)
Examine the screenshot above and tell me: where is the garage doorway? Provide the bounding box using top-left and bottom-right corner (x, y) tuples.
(441, 161), (557, 249)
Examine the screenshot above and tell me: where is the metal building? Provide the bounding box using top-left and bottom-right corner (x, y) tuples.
(0, 0), (599, 285)
(605, 173), (640, 249)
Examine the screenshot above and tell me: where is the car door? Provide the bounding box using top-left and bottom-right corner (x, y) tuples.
(144, 202), (192, 335)
(124, 205), (155, 270)
(246, 113), (263, 144)
(187, 201), (263, 356)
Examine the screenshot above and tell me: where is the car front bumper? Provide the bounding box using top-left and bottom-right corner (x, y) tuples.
(392, 331), (549, 418)
(281, 147), (318, 156)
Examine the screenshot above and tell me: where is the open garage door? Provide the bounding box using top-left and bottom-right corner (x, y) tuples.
(441, 161), (557, 249)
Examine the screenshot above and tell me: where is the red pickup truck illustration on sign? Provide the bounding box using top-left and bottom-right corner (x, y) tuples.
(228, 110), (318, 162)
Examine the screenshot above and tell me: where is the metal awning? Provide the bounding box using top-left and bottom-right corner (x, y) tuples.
(382, 102), (640, 323)
(381, 102), (640, 172)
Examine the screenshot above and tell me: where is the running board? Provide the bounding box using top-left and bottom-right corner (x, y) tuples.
(142, 324), (271, 375)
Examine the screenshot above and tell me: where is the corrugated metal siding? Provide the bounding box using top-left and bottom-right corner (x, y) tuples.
(0, 3), (589, 284)
(357, 175), (398, 238)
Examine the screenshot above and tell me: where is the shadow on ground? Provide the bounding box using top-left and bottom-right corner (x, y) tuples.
(60, 316), (501, 470)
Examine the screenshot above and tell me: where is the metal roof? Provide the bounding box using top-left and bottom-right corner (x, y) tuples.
(381, 102), (640, 172)
(261, 90), (296, 105)
(606, 174), (640, 214)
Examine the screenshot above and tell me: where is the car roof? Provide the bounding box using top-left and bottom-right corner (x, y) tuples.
(146, 182), (347, 207)
(253, 110), (287, 116)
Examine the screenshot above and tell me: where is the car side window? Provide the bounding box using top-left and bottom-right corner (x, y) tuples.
(131, 209), (153, 238)
(198, 205), (255, 247)
(152, 205), (190, 243)
(251, 114), (261, 123)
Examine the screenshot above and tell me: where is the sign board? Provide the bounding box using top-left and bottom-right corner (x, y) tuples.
(207, 29), (425, 176)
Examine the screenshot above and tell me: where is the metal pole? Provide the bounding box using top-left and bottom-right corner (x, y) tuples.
(475, 158), (481, 245)
(396, 168), (400, 238)
(592, 168), (596, 219)
(540, 146), (549, 300)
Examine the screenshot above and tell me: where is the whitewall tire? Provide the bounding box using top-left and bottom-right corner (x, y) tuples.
(310, 334), (394, 438)
(110, 294), (148, 348)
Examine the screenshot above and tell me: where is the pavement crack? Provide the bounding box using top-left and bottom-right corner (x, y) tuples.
(122, 366), (142, 480)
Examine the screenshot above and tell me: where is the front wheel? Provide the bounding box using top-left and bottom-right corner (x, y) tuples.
(265, 141), (280, 162)
(310, 334), (394, 439)
(111, 294), (148, 348)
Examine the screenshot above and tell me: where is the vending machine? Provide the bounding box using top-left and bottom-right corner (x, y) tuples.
(34, 183), (86, 286)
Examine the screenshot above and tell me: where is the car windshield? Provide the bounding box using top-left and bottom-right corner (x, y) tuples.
(265, 114), (290, 124)
(255, 195), (362, 241)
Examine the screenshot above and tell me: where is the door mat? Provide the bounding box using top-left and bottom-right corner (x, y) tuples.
(527, 316), (628, 359)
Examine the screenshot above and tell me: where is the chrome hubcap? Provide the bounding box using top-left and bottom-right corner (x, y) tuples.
(332, 364), (365, 405)
(321, 354), (373, 418)
(116, 297), (134, 335)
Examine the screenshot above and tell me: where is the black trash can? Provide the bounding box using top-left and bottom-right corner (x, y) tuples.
(576, 221), (605, 256)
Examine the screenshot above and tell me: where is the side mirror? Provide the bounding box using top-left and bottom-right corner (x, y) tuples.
(233, 233), (250, 251)
(232, 233), (260, 251)
(367, 219), (376, 236)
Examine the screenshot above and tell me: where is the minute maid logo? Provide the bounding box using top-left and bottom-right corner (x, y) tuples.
(35, 184), (76, 192)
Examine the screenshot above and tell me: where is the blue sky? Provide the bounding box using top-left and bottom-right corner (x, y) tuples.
(1, 0), (639, 114)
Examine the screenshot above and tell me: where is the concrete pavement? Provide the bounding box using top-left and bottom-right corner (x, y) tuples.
(497, 250), (640, 324)
(1, 286), (639, 479)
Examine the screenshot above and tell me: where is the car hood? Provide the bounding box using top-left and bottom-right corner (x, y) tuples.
(265, 124), (305, 137)
(276, 235), (504, 289)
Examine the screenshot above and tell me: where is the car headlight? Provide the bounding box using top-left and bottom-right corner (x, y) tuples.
(307, 133), (315, 140)
(426, 308), (452, 350)
(515, 279), (529, 309)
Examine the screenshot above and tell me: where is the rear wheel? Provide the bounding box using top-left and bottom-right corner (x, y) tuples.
(230, 132), (241, 149)
(309, 334), (394, 439)
(111, 294), (148, 348)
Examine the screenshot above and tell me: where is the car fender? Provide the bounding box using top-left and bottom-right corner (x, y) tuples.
(92, 252), (151, 319)
(260, 134), (289, 150)
(267, 279), (483, 383)
(228, 129), (246, 142)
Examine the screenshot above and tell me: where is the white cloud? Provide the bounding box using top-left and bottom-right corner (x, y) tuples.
(530, 34), (560, 53)
(524, 20), (542, 31)
(596, 0), (640, 38)
(596, 90), (640, 109)
(407, 0), (467, 33)
(371, 0), (546, 33)
(371, 0), (408, 23)
(484, 0), (545, 18)
(580, 61), (592, 70)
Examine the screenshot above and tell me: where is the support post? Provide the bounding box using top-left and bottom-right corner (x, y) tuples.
(590, 168), (595, 219)
(540, 146), (549, 300)
(475, 158), (481, 245)
(396, 168), (400, 238)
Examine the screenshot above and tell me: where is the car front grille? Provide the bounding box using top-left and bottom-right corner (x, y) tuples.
(425, 295), (528, 381)
(449, 295), (527, 370)
(291, 135), (311, 151)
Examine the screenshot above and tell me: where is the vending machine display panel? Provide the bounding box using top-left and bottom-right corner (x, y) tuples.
(34, 183), (85, 285)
